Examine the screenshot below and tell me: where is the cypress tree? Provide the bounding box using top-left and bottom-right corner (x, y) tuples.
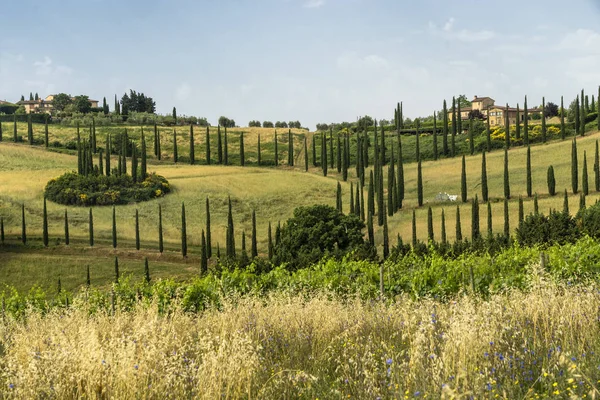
(86, 265), (91, 287)
(145, 258), (151, 283)
(337, 182), (343, 212)
(181, 202), (187, 257)
(595, 140), (600, 192)
(63, 209), (69, 245)
(240, 132), (245, 166)
(411, 210), (417, 247)
(257, 134), (261, 166)
(355, 182), (361, 218)
(518, 196), (524, 225)
(442, 100), (449, 155)
(158, 204), (164, 254)
(433, 113), (439, 160)
(583, 150), (589, 196)
(524, 96), (529, 145)
(383, 208), (389, 259)
(322, 132), (328, 176)
(114, 257), (119, 284)
(461, 155), (467, 203)
(21, 204), (26, 244)
(397, 147), (404, 209)
(472, 195), (480, 241)
(217, 126), (223, 164)
(526, 146), (532, 197)
(172, 107), (177, 122)
(200, 230), (208, 274)
(206, 197), (212, 258)
(42, 197), (48, 247)
(451, 97), (456, 157)
(572, 139), (579, 194)
(417, 160), (423, 207)
(105, 134), (111, 176)
(560, 96), (566, 140)
(368, 171), (375, 217)
(486, 110), (491, 152)
(504, 103), (510, 149)
(88, 208), (94, 247)
(141, 130), (147, 179)
(312, 133), (317, 167)
(172, 128), (178, 163)
(487, 201), (493, 237)
(534, 193), (539, 215)
(304, 137), (308, 171)
(112, 206), (117, 248)
(342, 135), (348, 181)
(580, 90), (586, 136)
(329, 128), (334, 169)
(427, 206), (434, 242)
(226, 197), (235, 258)
(563, 189), (569, 214)
(276, 221), (281, 248)
(377, 168), (384, 226)
(224, 126), (229, 165)
(441, 209), (447, 244)
(468, 117), (474, 155)
(99, 149), (104, 176)
(336, 134), (342, 172)
(547, 165), (556, 196)
(387, 163), (394, 216)
(131, 144), (138, 183)
(288, 129), (294, 166)
(580, 192), (586, 212)
(541, 97), (547, 143)
(368, 212), (375, 247)
(251, 210), (257, 258)
(274, 131), (279, 166)
(503, 198), (509, 238)
(481, 151), (488, 202)
(44, 116), (49, 147)
(267, 222), (273, 260)
(135, 209), (140, 250)
(189, 124), (195, 165)
(504, 148), (510, 199)
(515, 104), (521, 140)
(455, 205), (462, 242)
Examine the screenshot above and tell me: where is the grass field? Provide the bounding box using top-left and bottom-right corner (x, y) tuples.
(2, 283), (600, 399)
(1, 127), (599, 293)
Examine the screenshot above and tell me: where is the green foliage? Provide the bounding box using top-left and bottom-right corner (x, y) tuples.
(516, 210), (579, 247)
(547, 165), (556, 196)
(44, 172), (170, 206)
(273, 205), (366, 270)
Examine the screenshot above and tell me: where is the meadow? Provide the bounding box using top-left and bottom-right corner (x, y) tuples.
(1, 122), (600, 293)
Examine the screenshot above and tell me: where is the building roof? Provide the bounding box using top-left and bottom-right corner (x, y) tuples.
(472, 96), (494, 103)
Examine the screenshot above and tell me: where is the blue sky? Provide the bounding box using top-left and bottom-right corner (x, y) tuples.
(1, 0), (599, 129)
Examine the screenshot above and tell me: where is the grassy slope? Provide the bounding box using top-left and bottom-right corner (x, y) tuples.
(1, 127), (600, 294)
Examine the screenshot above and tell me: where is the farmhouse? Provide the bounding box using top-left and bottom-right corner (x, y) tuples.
(448, 95), (542, 127)
(17, 95), (99, 114)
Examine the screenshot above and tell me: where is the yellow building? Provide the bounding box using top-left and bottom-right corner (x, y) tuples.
(448, 95), (542, 127)
(17, 95), (99, 114)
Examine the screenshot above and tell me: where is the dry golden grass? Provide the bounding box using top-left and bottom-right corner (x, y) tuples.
(1, 281), (600, 398)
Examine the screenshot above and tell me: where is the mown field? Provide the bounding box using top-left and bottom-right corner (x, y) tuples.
(0, 125), (599, 294)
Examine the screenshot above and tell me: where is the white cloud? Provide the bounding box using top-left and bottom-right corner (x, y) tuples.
(33, 56), (53, 75)
(558, 29), (600, 53)
(303, 0), (324, 8)
(429, 18), (495, 42)
(443, 17), (455, 32)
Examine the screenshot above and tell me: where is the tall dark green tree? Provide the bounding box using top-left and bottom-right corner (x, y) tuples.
(503, 198), (510, 238)
(217, 126), (223, 164)
(455, 205), (462, 242)
(461, 155), (467, 203)
(442, 100), (449, 155)
(534, 193), (539, 215)
(329, 128), (334, 169)
(382, 208), (389, 259)
(583, 150), (589, 196)
(368, 171), (375, 218)
(239, 132), (245, 166)
(441, 209), (447, 244)
(504, 148), (510, 199)
(481, 151), (488, 202)
(181, 202), (187, 257)
(563, 189), (569, 215)
(322, 132), (328, 177)
(141, 130), (147, 180)
(158, 204), (164, 254)
(487, 201), (493, 237)
(114, 257), (119, 284)
(560, 96), (566, 140)
(526, 146), (532, 197)
(288, 129), (294, 166)
(206, 197), (212, 258)
(251, 210), (258, 258)
(417, 160), (423, 207)
(451, 97), (457, 157)
(336, 182), (343, 212)
(377, 168), (384, 226)
(21, 204), (26, 245)
(336, 134), (342, 172)
(547, 165), (556, 196)
(427, 206), (434, 242)
(572, 139), (579, 194)
(64, 209), (69, 245)
(368, 212), (375, 247)
(226, 197), (235, 258)
(189, 124), (195, 165)
(144, 258), (151, 283)
(518, 196), (524, 225)
(200, 230), (208, 275)
(411, 210), (417, 247)
(523, 96), (529, 145)
(88, 208), (94, 247)
(112, 206), (117, 248)
(397, 147), (404, 209)
(172, 128), (178, 163)
(42, 197), (48, 247)
(135, 209), (140, 250)
(580, 89), (586, 136)
(471, 195), (480, 241)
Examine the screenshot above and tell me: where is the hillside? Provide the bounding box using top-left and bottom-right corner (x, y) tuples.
(1, 127), (600, 293)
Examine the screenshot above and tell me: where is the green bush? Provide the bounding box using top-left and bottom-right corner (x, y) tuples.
(44, 171), (170, 206)
(578, 200), (600, 238)
(516, 210), (580, 247)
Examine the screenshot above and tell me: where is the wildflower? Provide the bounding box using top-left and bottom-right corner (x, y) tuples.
(9, 384), (14, 389)
(386, 358), (393, 365)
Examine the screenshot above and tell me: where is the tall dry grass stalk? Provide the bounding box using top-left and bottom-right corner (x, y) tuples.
(1, 283), (600, 398)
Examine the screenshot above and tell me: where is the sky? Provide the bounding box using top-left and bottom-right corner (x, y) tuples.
(1, 0), (599, 129)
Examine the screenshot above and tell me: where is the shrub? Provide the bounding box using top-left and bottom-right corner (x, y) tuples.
(516, 210), (579, 247)
(45, 172), (170, 206)
(578, 200), (600, 239)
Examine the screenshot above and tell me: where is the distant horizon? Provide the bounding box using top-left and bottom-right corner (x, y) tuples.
(1, 0), (599, 129)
